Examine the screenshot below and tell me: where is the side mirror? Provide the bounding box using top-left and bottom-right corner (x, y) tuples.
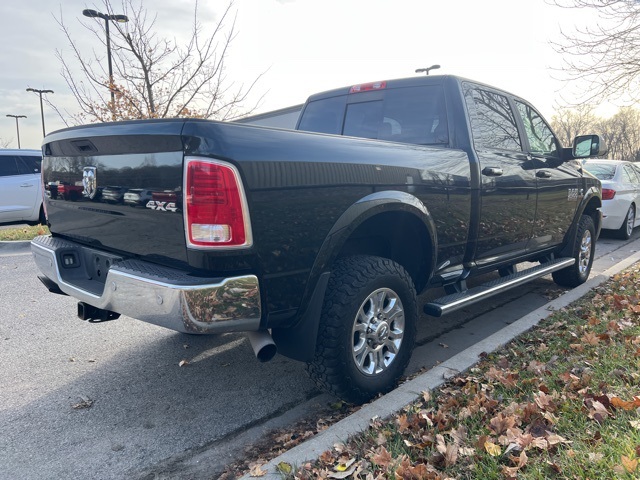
(572, 134), (608, 158)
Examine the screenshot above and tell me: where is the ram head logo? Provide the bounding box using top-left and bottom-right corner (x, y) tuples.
(82, 166), (97, 199)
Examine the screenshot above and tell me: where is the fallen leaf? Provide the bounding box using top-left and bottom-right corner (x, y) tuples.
(334, 457), (355, 472)
(276, 462), (293, 475)
(581, 331), (600, 345)
(611, 397), (637, 411)
(178, 359), (189, 367)
(439, 342), (449, 348)
(484, 441), (501, 456)
(249, 464), (266, 477)
(621, 455), (638, 473)
(328, 465), (357, 479)
(588, 452), (603, 463)
(372, 446), (392, 468)
(71, 396), (94, 410)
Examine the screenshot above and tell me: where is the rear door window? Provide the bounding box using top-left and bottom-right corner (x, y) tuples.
(0, 156), (20, 177)
(18, 155), (42, 174)
(464, 86), (522, 151)
(622, 164), (639, 183)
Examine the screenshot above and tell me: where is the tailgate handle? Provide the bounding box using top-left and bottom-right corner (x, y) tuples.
(71, 139), (98, 153)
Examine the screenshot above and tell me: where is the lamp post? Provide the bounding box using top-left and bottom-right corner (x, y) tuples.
(82, 9), (129, 106)
(6, 115), (27, 149)
(26, 88), (54, 137)
(415, 64), (441, 75)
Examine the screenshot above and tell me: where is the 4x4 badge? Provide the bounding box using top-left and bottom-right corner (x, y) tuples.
(82, 166), (97, 199)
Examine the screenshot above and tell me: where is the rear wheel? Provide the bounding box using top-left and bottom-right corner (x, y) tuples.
(616, 204), (635, 240)
(306, 256), (417, 404)
(552, 215), (595, 288)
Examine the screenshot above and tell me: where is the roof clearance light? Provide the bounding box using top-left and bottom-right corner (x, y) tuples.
(349, 81), (387, 94)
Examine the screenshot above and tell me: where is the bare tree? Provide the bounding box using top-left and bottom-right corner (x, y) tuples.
(0, 138), (11, 148)
(598, 107), (640, 161)
(551, 0), (640, 103)
(54, 0), (262, 124)
(550, 104), (598, 146)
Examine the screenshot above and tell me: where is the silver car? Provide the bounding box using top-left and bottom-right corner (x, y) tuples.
(0, 149), (44, 224)
(583, 159), (640, 239)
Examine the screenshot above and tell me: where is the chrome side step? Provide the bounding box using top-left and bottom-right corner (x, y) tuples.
(424, 257), (575, 317)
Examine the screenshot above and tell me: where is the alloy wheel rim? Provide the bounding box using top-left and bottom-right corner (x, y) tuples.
(578, 229), (592, 275)
(627, 207), (635, 237)
(351, 288), (405, 376)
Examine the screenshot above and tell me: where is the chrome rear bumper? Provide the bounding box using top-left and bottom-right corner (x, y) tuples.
(31, 235), (261, 334)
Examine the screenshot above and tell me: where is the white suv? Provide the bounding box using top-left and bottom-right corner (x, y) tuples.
(0, 149), (44, 225)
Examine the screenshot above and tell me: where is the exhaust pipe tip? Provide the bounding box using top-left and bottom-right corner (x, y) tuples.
(247, 330), (277, 362)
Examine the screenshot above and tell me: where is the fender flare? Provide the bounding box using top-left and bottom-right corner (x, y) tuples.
(559, 186), (602, 257)
(273, 190), (437, 362)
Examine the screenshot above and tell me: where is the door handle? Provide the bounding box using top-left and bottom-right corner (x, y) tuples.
(20, 183), (34, 187)
(536, 171), (552, 178)
(482, 167), (503, 177)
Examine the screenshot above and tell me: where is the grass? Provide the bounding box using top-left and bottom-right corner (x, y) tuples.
(271, 265), (640, 479)
(0, 224), (49, 241)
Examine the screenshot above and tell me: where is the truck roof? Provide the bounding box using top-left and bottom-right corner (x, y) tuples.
(304, 74), (519, 103)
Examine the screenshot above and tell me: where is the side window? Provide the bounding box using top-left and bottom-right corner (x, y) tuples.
(0, 156), (20, 177)
(21, 155), (42, 173)
(622, 164), (639, 183)
(464, 86), (522, 151)
(16, 156), (41, 175)
(297, 96), (346, 135)
(515, 101), (560, 158)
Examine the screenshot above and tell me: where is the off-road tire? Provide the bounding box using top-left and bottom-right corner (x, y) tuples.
(615, 204), (635, 240)
(552, 215), (595, 288)
(306, 255), (417, 404)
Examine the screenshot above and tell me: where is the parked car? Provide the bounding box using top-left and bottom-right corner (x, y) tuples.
(123, 188), (153, 207)
(583, 159), (640, 239)
(101, 186), (128, 204)
(0, 149), (44, 224)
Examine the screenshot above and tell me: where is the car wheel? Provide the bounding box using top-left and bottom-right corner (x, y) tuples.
(616, 204), (635, 240)
(306, 255), (417, 404)
(552, 215), (595, 288)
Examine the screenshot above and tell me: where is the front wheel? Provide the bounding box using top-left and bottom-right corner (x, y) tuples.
(306, 256), (417, 404)
(552, 215), (596, 288)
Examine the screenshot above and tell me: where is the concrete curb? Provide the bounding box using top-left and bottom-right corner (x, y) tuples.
(245, 249), (640, 479)
(0, 240), (31, 255)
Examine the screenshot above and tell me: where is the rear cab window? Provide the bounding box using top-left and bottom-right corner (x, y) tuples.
(298, 84), (449, 146)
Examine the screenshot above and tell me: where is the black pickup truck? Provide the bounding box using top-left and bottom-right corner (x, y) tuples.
(32, 75), (605, 403)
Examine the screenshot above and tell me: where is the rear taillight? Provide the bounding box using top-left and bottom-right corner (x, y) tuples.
(185, 158), (252, 249)
(602, 188), (616, 200)
(41, 170), (48, 222)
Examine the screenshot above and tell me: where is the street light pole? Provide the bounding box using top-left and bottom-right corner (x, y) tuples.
(26, 88), (54, 137)
(82, 9), (129, 107)
(6, 115), (27, 149)
(415, 64), (441, 76)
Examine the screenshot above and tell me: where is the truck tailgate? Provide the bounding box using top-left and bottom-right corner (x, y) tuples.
(43, 120), (188, 264)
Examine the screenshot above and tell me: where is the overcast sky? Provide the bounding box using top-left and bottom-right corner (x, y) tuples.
(0, 0), (608, 149)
